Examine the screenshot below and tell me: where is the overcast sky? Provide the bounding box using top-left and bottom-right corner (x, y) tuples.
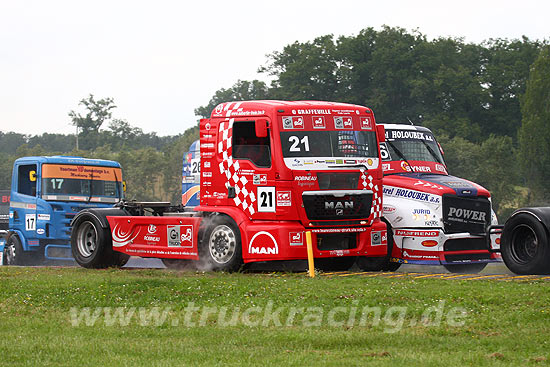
(0, 0), (548, 137)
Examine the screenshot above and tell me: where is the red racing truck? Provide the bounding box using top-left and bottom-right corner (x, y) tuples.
(70, 101), (388, 271)
(358, 124), (500, 273)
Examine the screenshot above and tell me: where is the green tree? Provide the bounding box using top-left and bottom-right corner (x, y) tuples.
(69, 94), (116, 150)
(519, 46), (550, 202)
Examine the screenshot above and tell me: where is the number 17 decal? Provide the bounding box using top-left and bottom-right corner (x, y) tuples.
(257, 187), (275, 213)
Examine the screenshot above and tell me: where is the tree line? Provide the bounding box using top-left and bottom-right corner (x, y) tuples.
(1, 26), (548, 219)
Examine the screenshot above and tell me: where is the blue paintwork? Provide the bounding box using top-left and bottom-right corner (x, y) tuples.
(395, 173), (480, 197)
(8, 156), (122, 260)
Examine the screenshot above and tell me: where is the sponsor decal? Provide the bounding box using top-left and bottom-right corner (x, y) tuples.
(388, 130), (434, 141)
(395, 230), (439, 237)
(382, 163), (392, 171)
(360, 117), (372, 130)
(276, 191), (291, 207)
(289, 232), (303, 246)
(292, 109), (331, 115)
(37, 228), (45, 235)
(205, 122), (211, 130)
(435, 164), (447, 173)
(201, 143), (214, 149)
(204, 161), (211, 169)
(202, 171), (212, 178)
(326, 159), (336, 164)
(295, 175), (317, 182)
(442, 181), (473, 188)
(311, 227), (368, 233)
(367, 158), (374, 166)
(249, 231), (279, 255)
(425, 220), (439, 227)
(345, 160), (356, 164)
(334, 116), (353, 129)
(383, 205), (397, 214)
(413, 209), (431, 215)
(447, 207), (486, 223)
(282, 116), (304, 129)
(383, 186), (441, 204)
(312, 116), (326, 129)
(253, 174), (267, 185)
(213, 104), (224, 116)
(37, 214), (50, 221)
(167, 225), (193, 248)
(402, 250), (439, 260)
(1, 194), (10, 203)
(148, 224), (157, 234)
(9, 211), (14, 219)
(371, 231), (386, 246)
(112, 224), (140, 247)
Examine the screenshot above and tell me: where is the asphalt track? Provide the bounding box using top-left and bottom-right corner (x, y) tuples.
(123, 258), (550, 281)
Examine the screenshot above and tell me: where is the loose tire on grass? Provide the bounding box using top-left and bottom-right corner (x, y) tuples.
(443, 263), (487, 274)
(198, 216), (243, 272)
(356, 220), (401, 272)
(71, 213), (128, 268)
(501, 213), (550, 275)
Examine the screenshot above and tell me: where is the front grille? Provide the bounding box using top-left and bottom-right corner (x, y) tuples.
(302, 191), (373, 221)
(317, 233), (357, 251)
(317, 172), (359, 190)
(445, 253), (491, 263)
(444, 238), (487, 252)
(442, 195), (490, 234)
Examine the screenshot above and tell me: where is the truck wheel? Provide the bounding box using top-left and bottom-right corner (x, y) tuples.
(501, 213), (550, 275)
(199, 216), (243, 272)
(356, 221), (400, 272)
(315, 257), (356, 272)
(4, 234), (24, 266)
(161, 258), (195, 270)
(71, 214), (112, 268)
(443, 263), (487, 273)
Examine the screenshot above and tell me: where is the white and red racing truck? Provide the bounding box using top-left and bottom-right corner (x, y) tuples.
(70, 101), (388, 271)
(357, 124), (501, 273)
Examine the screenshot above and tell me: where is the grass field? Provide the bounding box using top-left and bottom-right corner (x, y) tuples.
(1, 266), (550, 366)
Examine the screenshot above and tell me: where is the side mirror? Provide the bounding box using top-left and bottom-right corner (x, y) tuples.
(255, 119), (268, 138)
(29, 170), (37, 182)
(376, 125), (386, 143)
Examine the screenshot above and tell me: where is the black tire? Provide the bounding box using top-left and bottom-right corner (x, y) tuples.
(198, 216), (243, 272)
(315, 257), (357, 272)
(71, 213), (124, 268)
(356, 220), (401, 272)
(443, 263), (487, 274)
(501, 213), (550, 275)
(161, 258), (195, 270)
(4, 234), (25, 265)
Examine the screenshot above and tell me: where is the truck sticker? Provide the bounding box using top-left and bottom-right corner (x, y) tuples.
(334, 116), (353, 129)
(167, 225), (193, 248)
(282, 116), (304, 130)
(360, 117), (372, 130)
(253, 174), (267, 185)
(257, 187), (276, 213)
(289, 232), (303, 246)
(276, 191), (291, 207)
(383, 186), (441, 204)
(249, 231), (278, 255)
(38, 214), (51, 221)
(395, 230), (439, 237)
(312, 116), (326, 128)
(25, 214), (36, 231)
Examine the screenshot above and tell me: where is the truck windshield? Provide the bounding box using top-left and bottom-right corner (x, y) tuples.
(280, 131), (378, 158)
(41, 164), (122, 202)
(384, 129), (444, 164)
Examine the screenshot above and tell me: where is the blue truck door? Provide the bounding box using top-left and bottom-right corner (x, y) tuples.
(10, 163), (38, 250)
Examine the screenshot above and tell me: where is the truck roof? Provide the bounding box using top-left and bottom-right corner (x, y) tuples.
(380, 123), (433, 134)
(211, 100), (373, 118)
(13, 156), (121, 167)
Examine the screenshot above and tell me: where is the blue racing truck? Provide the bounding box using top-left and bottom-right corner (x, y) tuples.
(1, 156), (125, 265)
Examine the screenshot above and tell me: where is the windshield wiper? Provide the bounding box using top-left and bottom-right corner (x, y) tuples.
(386, 140), (414, 174)
(419, 139), (443, 166)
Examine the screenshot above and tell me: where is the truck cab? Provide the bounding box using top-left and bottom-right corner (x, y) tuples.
(3, 156), (123, 265)
(370, 124), (500, 273)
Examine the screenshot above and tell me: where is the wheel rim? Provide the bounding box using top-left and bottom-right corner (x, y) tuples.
(510, 224), (539, 265)
(209, 225), (236, 264)
(76, 221), (98, 258)
(5, 240), (16, 265)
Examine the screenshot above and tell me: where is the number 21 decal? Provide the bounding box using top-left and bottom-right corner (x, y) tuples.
(257, 187), (275, 213)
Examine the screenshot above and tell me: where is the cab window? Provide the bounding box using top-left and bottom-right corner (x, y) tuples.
(232, 121), (271, 168)
(18, 164), (37, 196)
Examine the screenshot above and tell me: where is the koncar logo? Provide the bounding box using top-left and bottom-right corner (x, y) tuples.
(249, 231), (279, 255)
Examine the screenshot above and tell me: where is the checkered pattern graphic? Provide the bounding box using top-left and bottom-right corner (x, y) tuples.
(217, 118), (256, 215)
(361, 169), (382, 224)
